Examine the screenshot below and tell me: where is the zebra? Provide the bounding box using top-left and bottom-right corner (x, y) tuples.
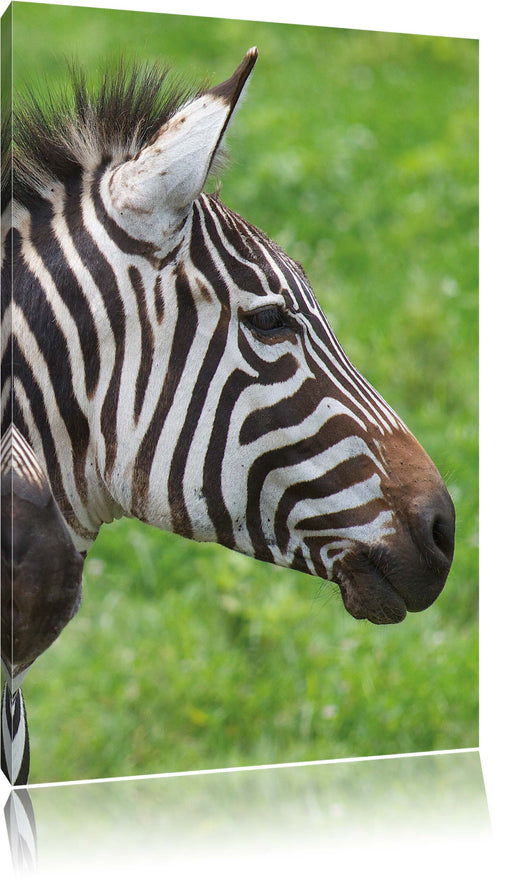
(1, 423), (83, 784)
(1, 48), (455, 784)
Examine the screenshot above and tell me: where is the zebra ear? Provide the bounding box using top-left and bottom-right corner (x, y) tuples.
(107, 48), (258, 236)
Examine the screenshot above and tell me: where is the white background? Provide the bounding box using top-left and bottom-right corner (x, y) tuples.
(0, 0), (509, 878)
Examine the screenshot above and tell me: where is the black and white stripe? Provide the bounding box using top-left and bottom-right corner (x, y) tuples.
(1, 49), (455, 780)
(1, 424), (83, 784)
(1, 426), (32, 785)
(1, 683), (30, 787)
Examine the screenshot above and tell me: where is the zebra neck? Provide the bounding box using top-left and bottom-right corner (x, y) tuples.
(4, 405), (123, 553)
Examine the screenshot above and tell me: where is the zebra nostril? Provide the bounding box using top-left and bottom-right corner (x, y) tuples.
(432, 513), (454, 560)
(414, 491), (456, 570)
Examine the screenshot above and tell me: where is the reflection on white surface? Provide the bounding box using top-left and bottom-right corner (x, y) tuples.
(4, 789), (37, 873)
(2, 749), (492, 881)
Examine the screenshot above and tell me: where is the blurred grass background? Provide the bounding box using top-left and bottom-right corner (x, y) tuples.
(7, 3), (478, 783)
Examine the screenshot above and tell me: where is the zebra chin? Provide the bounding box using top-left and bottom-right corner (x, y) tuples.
(334, 555), (409, 625)
(333, 537), (454, 626)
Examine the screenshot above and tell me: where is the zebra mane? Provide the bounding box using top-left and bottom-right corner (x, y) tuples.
(1, 59), (208, 212)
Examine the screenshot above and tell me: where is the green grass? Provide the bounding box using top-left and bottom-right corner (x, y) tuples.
(6, 4), (478, 783)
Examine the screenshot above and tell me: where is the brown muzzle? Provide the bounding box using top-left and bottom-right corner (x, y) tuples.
(335, 427), (455, 625)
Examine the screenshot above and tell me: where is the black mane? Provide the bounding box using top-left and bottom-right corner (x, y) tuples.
(2, 60), (207, 212)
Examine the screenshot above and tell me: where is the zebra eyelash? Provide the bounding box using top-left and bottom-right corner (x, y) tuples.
(242, 305), (301, 340)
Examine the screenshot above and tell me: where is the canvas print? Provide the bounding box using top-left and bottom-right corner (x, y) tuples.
(1, 2), (478, 786)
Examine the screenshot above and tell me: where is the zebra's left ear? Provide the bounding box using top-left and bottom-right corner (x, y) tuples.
(107, 48), (258, 238)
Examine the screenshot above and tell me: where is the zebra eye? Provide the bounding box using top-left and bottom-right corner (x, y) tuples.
(243, 306), (291, 336)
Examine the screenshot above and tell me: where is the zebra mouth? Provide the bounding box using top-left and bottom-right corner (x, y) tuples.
(334, 551), (408, 625)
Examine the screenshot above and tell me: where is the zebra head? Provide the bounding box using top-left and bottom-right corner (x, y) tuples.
(6, 49), (455, 626)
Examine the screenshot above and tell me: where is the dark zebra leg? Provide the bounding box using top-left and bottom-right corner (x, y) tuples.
(1, 682), (30, 785)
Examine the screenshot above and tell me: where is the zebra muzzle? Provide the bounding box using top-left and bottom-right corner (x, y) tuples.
(334, 490), (455, 626)
(335, 426), (456, 625)
(335, 550), (408, 625)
